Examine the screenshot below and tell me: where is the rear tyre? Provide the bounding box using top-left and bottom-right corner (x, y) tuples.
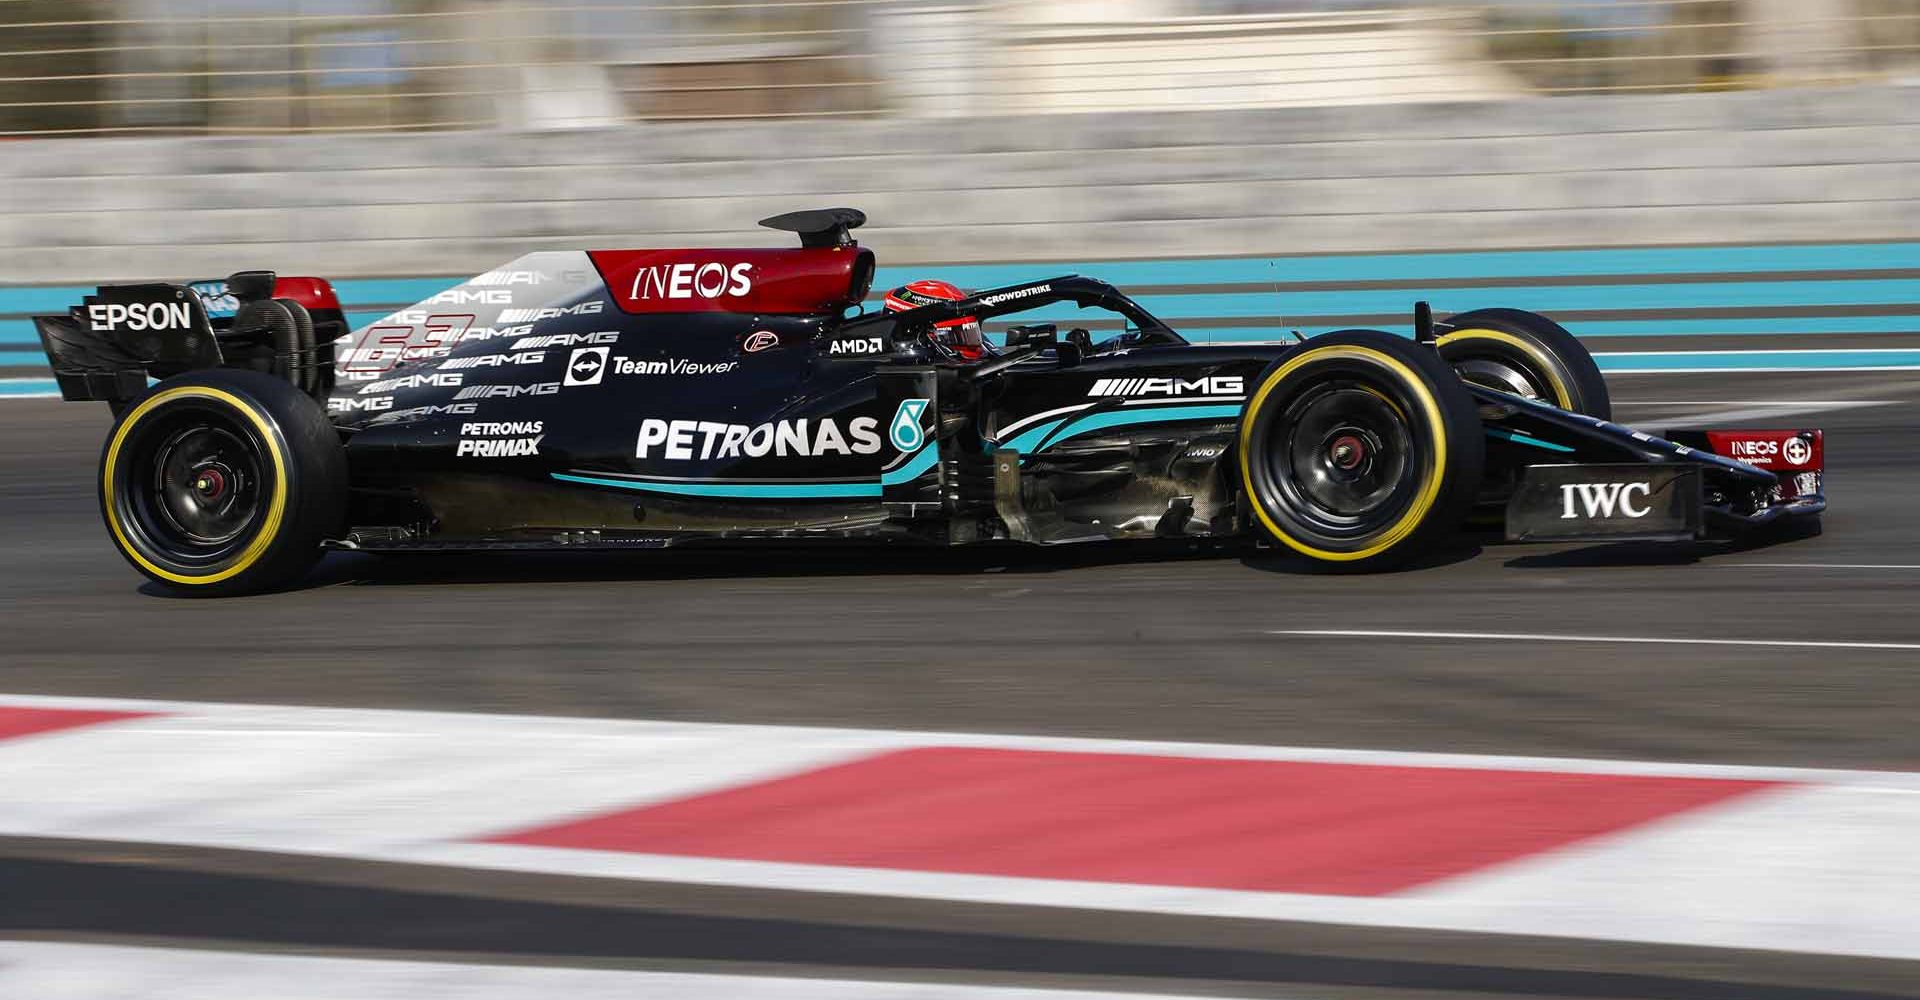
(99, 369), (347, 596)
(1239, 329), (1484, 570)
(1438, 307), (1610, 420)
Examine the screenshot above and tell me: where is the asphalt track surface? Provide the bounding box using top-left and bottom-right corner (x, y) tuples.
(4, 370), (1920, 999)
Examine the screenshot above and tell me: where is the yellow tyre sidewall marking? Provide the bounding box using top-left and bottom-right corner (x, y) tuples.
(1355, 384), (1406, 422)
(1239, 345), (1447, 562)
(1436, 328), (1574, 410)
(103, 386), (289, 586)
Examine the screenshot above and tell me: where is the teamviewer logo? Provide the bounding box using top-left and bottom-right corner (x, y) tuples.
(564, 346), (609, 386)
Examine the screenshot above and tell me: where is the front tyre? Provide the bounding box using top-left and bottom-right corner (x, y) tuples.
(1239, 329), (1483, 570)
(1437, 307), (1610, 420)
(100, 369), (347, 596)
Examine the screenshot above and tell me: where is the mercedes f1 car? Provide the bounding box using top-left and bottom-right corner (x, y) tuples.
(37, 208), (1826, 595)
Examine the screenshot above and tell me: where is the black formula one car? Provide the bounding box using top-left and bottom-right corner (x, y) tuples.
(36, 209), (1826, 595)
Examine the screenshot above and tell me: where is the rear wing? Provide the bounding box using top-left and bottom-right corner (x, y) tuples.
(35, 283), (221, 403)
(35, 271), (335, 406)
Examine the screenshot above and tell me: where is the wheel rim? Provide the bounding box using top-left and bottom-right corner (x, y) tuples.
(1438, 329), (1575, 411)
(1451, 356), (1544, 400)
(1260, 379), (1419, 540)
(115, 402), (273, 572)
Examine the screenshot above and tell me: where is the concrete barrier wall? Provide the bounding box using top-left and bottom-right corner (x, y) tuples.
(1, 86), (1918, 284)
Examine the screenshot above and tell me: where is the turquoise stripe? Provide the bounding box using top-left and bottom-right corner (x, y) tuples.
(0, 287), (95, 314)
(0, 279), (458, 322)
(348, 309), (1920, 346)
(551, 440), (941, 499)
(328, 277), (462, 305)
(1157, 315), (1920, 341)
(6, 241), (1913, 315)
(875, 242), (1920, 289)
(981, 279), (1920, 325)
(997, 404), (1245, 455)
(7, 241), (1919, 317)
(1565, 315), (1920, 337)
(553, 472), (879, 499)
(1486, 426), (1576, 452)
(879, 442), (942, 485)
(1597, 349), (1920, 372)
(345, 310), (393, 329)
(0, 379), (59, 397)
(7, 243), (1920, 386)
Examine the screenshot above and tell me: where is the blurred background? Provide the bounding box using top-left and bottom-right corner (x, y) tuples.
(1, 0), (1917, 284)
(9, 0), (1920, 133)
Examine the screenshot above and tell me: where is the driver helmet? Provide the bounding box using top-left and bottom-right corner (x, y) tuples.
(883, 279), (988, 361)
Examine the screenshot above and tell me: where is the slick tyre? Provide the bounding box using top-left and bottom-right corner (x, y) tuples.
(1438, 307), (1610, 420)
(100, 369), (347, 596)
(1239, 329), (1483, 570)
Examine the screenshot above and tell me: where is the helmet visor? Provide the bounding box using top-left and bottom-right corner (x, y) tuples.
(937, 318), (982, 347)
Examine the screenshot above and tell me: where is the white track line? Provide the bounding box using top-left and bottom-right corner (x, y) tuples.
(0, 942), (1236, 1000)
(1605, 366), (1920, 374)
(1618, 399), (1893, 425)
(1612, 400), (1904, 405)
(1726, 563), (1920, 570)
(5, 691), (1913, 791)
(1268, 629), (1920, 651)
(1602, 349), (1920, 356)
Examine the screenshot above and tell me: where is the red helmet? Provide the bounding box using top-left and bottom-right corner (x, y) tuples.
(883, 279), (988, 361)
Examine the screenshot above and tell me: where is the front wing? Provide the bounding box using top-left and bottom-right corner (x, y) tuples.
(1471, 387), (1825, 543)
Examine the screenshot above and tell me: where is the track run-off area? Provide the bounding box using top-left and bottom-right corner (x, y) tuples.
(3, 244), (1920, 999)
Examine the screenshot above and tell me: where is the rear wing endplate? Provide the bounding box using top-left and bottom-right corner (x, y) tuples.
(35, 283), (221, 403)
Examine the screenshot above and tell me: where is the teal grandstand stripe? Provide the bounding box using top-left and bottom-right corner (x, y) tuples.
(6, 243), (1920, 386)
(0, 379), (59, 397)
(328, 277), (463, 306)
(1596, 348), (1920, 372)
(1154, 315), (1920, 341)
(6, 242), (1920, 316)
(873, 242), (1920, 289)
(991, 279), (1920, 324)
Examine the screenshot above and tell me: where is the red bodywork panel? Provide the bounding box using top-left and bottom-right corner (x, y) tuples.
(1704, 429), (1823, 500)
(1705, 429), (1822, 471)
(588, 247), (873, 316)
(272, 276), (343, 314)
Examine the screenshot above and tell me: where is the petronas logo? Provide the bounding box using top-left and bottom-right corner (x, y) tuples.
(890, 398), (930, 452)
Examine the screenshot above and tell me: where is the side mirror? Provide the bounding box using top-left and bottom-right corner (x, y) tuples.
(1005, 324), (1058, 349)
(227, 270), (278, 303)
(1414, 300), (1435, 345)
